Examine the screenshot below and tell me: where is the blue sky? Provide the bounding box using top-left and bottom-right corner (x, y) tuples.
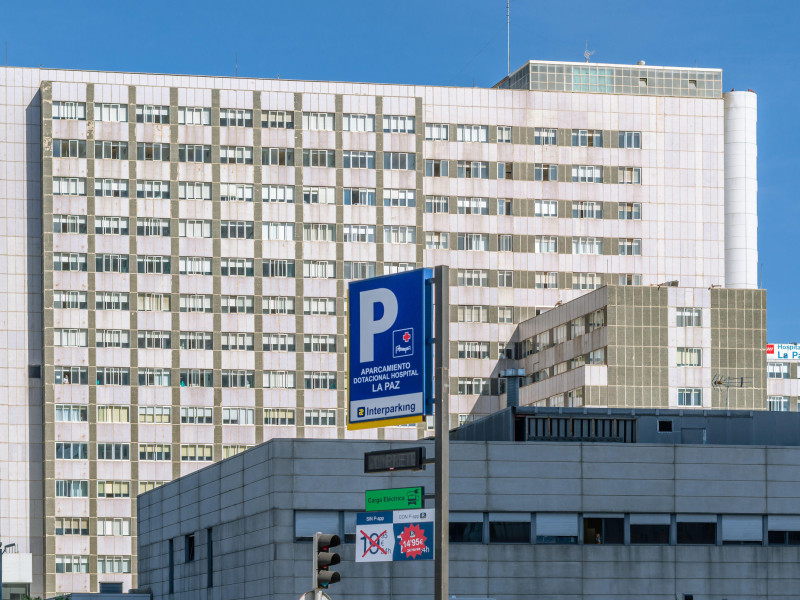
(3, 0), (797, 340)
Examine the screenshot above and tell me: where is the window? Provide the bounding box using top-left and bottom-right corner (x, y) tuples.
(457, 378), (489, 395)
(53, 139), (87, 158)
(304, 372), (337, 390)
(137, 256), (171, 274)
(533, 127), (557, 145)
(767, 516), (800, 545)
(499, 306), (514, 323)
(222, 408), (255, 425)
(677, 516), (716, 544)
(220, 183), (253, 202)
(222, 445), (252, 459)
(56, 517), (90, 536)
(180, 369), (214, 387)
(95, 329), (130, 348)
(497, 198), (513, 216)
(219, 108), (253, 127)
(457, 197), (489, 215)
(96, 368), (130, 386)
(618, 238), (642, 256)
(263, 110), (294, 129)
(303, 187), (335, 205)
(629, 515), (671, 544)
(343, 261), (376, 280)
(384, 226), (416, 244)
(53, 215), (87, 234)
(676, 308), (702, 327)
(56, 555), (89, 573)
(530, 200), (557, 218)
(136, 142), (170, 161)
(499, 235), (513, 252)
(489, 514), (531, 543)
(342, 150), (375, 169)
(383, 152), (415, 170)
(618, 274), (642, 286)
(304, 335), (337, 353)
(139, 406), (171, 424)
(137, 293), (170, 311)
(302, 112), (334, 130)
(55, 366), (88, 385)
(304, 409), (336, 426)
(97, 480), (130, 498)
(94, 178), (129, 198)
(95, 216), (128, 235)
(53, 101), (87, 120)
(263, 333), (296, 352)
(343, 225), (375, 243)
(265, 408), (296, 426)
(263, 147), (294, 166)
(138, 369), (171, 386)
(179, 331), (213, 350)
(533, 164), (558, 181)
(768, 396), (790, 412)
(53, 252), (88, 272)
(97, 518), (131, 536)
(55, 442), (88, 460)
(583, 516), (624, 544)
(767, 362), (790, 379)
(457, 125), (488, 142)
(457, 305), (489, 323)
(180, 407), (213, 424)
(342, 113), (375, 132)
(94, 104), (128, 122)
(221, 146), (254, 164)
(303, 297), (336, 315)
(93, 292), (127, 311)
(572, 165), (603, 183)
(137, 218), (170, 236)
(137, 330), (171, 349)
(135, 104), (169, 123)
(457, 233), (489, 251)
(534, 272), (558, 289)
(497, 125), (512, 143)
(572, 202), (602, 219)
(221, 295), (254, 314)
(97, 443), (130, 461)
(678, 388), (702, 407)
(458, 342), (490, 359)
(98, 406), (132, 425)
(178, 144), (211, 163)
(55, 405), (88, 422)
(53, 329), (88, 347)
(425, 159), (449, 177)
(618, 202), (641, 220)
(94, 140), (128, 160)
(619, 167), (642, 184)
(303, 260), (335, 279)
(181, 445), (213, 462)
(619, 131), (641, 149)
(384, 262), (415, 274)
(571, 129), (603, 147)
(263, 259), (296, 278)
(56, 480), (89, 497)
(457, 270), (488, 287)
(264, 296), (296, 314)
(345, 188), (377, 206)
(383, 115), (415, 133)
(221, 221), (254, 239)
(573, 237), (603, 255)
(53, 177), (87, 196)
(456, 161), (488, 179)
(497, 162), (513, 179)
(303, 223), (336, 242)
(136, 180), (170, 198)
(179, 181), (211, 200)
(425, 196), (449, 213)
(178, 107), (211, 125)
(588, 310), (605, 332)
(263, 221), (296, 241)
(264, 371), (296, 389)
(573, 273), (602, 290)
(536, 513), (578, 544)
(221, 258), (254, 277)
(424, 123), (449, 140)
(534, 236), (558, 253)
(222, 370), (255, 388)
(383, 189), (415, 207)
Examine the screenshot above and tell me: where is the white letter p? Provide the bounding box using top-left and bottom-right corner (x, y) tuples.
(359, 288), (398, 363)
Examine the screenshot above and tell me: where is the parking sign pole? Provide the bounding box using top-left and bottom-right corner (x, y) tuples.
(433, 265), (450, 600)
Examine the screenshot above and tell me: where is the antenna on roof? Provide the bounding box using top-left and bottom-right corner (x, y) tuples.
(235, 53), (238, 77)
(507, 0), (510, 76)
(584, 39), (595, 63)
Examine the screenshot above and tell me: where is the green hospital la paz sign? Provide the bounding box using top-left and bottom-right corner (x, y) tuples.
(365, 486), (424, 511)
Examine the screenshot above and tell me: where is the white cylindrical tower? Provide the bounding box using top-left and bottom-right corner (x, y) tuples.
(724, 90), (758, 288)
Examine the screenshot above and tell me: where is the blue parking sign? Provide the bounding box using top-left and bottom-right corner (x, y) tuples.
(347, 269), (433, 429)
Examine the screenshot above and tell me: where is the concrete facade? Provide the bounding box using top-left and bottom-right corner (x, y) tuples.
(138, 438), (800, 600)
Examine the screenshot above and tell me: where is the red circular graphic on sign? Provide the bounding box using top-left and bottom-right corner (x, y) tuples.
(398, 523), (427, 559)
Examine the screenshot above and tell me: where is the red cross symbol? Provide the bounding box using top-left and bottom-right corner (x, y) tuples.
(402, 332), (411, 342)
(360, 530), (388, 557)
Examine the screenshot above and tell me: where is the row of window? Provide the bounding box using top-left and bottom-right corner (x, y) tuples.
(55, 555), (131, 574)
(55, 517), (131, 536)
(56, 405), (306, 426)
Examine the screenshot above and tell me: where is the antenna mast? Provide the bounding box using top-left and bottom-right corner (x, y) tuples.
(584, 39), (595, 63)
(507, 0), (510, 76)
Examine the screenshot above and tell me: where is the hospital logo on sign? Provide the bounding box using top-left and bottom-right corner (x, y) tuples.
(392, 328), (414, 358)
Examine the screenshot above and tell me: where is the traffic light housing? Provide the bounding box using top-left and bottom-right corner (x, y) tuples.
(313, 532), (341, 589)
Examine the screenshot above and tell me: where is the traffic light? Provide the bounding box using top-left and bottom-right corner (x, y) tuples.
(313, 532), (341, 589)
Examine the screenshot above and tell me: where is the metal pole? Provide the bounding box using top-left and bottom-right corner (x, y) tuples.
(433, 265), (450, 600)
(1, 544), (4, 600)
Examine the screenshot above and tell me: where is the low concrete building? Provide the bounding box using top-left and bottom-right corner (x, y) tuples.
(137, 420), (800, 600)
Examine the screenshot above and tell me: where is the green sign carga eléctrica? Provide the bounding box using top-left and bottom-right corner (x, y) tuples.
(365, 486), (424, 511)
